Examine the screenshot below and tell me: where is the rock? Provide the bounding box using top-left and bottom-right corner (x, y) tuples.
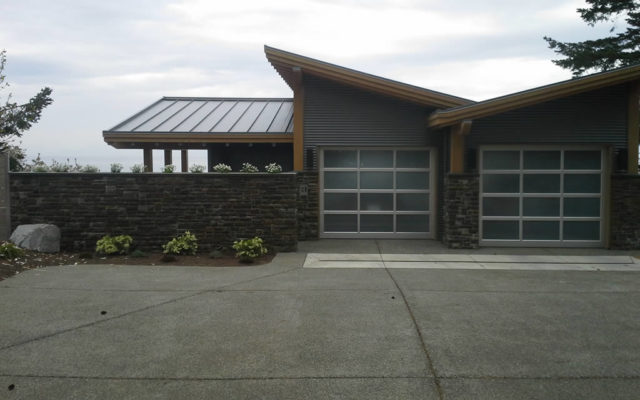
(10, 224), (60, 253)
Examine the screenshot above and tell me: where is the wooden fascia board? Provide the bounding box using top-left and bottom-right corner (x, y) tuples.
(103, 133), (293, 145)
(429, 68), (640, 128)
(266, 53), (470, 108)
(628, 81), (640, 174)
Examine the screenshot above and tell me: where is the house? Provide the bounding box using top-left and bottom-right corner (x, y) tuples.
(103, 46), (640, 249)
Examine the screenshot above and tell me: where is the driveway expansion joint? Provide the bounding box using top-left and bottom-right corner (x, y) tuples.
(375, 240), (445, 400)
(0, 373), (433, 382)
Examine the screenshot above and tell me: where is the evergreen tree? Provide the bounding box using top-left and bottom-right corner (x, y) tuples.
(0, 49), (53, 153)
(545, 0), (640, 76)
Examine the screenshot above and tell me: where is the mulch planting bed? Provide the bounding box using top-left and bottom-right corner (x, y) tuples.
(0, 250), (275, 281)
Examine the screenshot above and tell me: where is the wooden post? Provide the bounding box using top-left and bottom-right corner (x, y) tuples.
(292, 67), (304, 171)
(164, 149), (173, 166)
(181, 150), (188, 172)
(628, 81), (640, 174)
(143, 148), (153, 173)
(449, 120), (472, 173)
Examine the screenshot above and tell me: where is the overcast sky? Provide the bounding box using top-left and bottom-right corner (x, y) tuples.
(0, 0), (617, 171)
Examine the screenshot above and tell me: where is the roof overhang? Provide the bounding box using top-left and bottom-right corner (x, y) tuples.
(429, 63), (640, 128)
(103, 133), (293, 149)
(265, 45), (473, 108)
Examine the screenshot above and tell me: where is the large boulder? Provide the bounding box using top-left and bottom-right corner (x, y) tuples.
(10, 224), (60, 253)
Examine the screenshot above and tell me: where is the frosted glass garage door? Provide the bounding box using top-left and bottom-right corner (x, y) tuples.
(320, 148), (434, 238)
(480, 148), (604, 246)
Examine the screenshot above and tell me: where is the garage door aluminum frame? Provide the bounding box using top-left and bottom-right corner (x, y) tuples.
(319, 147), (436, 238)
(479, 145), (607, 247)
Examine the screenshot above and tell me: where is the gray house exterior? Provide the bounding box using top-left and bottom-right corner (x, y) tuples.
(103, 46), (640, 249)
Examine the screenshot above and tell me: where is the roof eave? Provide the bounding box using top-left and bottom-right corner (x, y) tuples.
(265, 45), (473, 109)
(429, 64), (640, 128)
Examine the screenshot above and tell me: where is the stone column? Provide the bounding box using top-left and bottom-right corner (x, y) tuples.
(442, 173), (479, 249)
(0, 152), (10, 241)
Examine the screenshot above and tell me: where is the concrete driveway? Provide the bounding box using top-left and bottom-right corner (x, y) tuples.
(1, 242), (640, 399)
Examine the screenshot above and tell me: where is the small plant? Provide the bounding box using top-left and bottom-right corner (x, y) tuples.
(95, 235), (134, 256)
(110, 163), (123, 173)
(240, 162), (258, 173)
(212, 163), (232, 173)
(130, 164), (145, 173)
(162, 164), (175, 173)
(189, 164), (206, 173)
(232, 237), (267, 263)
(81, 165), (100, 173)
(25, 154), (49, 172)
(49, 159), (72, 172)
(0, 241), (25, 259)
(162, 231), (198, 255)
(264, 163), (282, 173)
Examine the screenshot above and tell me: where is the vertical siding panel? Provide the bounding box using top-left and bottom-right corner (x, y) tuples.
(303, 75), (437, 169)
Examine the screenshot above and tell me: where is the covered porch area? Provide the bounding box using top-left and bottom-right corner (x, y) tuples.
(103, 97), (295, 172)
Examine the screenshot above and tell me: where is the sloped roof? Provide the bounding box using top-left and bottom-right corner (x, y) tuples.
(265, 46), (472, 108)
(429, 63), (640, 128)
(105, 97), (293, 134)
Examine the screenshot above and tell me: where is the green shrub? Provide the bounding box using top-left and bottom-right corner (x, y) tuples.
(212, 163), (232, 173)
(162, 164), (175, 173)
(264, 163), (282, 173)
(240, 162), (258, 173)
(162, 231), (198, 255)
(232, 237), (267, 262)
(110, 163), (123, 173)
(130, 164), (145, 173)
(49, 159), (72, 172)
(81, 164), (100, 173)
(95, 235), (134, 256)
(189, 164), (206, 173)
(0, 241), (25, 259)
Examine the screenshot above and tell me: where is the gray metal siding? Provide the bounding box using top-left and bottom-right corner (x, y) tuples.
(303, 75), (437, 169)
(468, 84), (628, 151)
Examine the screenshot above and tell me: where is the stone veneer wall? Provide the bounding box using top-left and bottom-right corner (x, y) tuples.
(610, 174), (640, 249)
(10, 173), (300, 252)
(296, 172), (319, 240)
(443, 173), (479, 249)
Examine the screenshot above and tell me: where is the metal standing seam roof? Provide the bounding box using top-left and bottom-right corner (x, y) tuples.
(105, 97), (294, 134)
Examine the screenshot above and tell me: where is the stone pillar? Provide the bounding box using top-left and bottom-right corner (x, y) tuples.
(443, 173), (479, 249)
(143, 148), (153, 172)
(164, 149), (173, 166)
(610, 174), (640, 248)
(0, 152), (10, 241)
(181, 150), (188, 172)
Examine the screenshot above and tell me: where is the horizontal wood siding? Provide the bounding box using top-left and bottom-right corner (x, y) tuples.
(468, 84), (628, 151)
(303, 75), (436, 169)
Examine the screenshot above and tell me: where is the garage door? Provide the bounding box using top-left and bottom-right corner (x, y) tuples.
(480, 147), (605, 247)
(320, 148), (435, 238)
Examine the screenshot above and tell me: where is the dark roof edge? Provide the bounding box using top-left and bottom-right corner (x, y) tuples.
(264, 45), (474, 106)
(429, 62), (640, 127)
(161, 96), (293, 101)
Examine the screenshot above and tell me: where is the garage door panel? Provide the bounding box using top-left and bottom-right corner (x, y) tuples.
(320, 148), (434, 238)
(480, 147), (604, 247)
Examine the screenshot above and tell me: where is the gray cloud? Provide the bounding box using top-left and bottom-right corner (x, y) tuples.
(0, 0), (616, 170)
